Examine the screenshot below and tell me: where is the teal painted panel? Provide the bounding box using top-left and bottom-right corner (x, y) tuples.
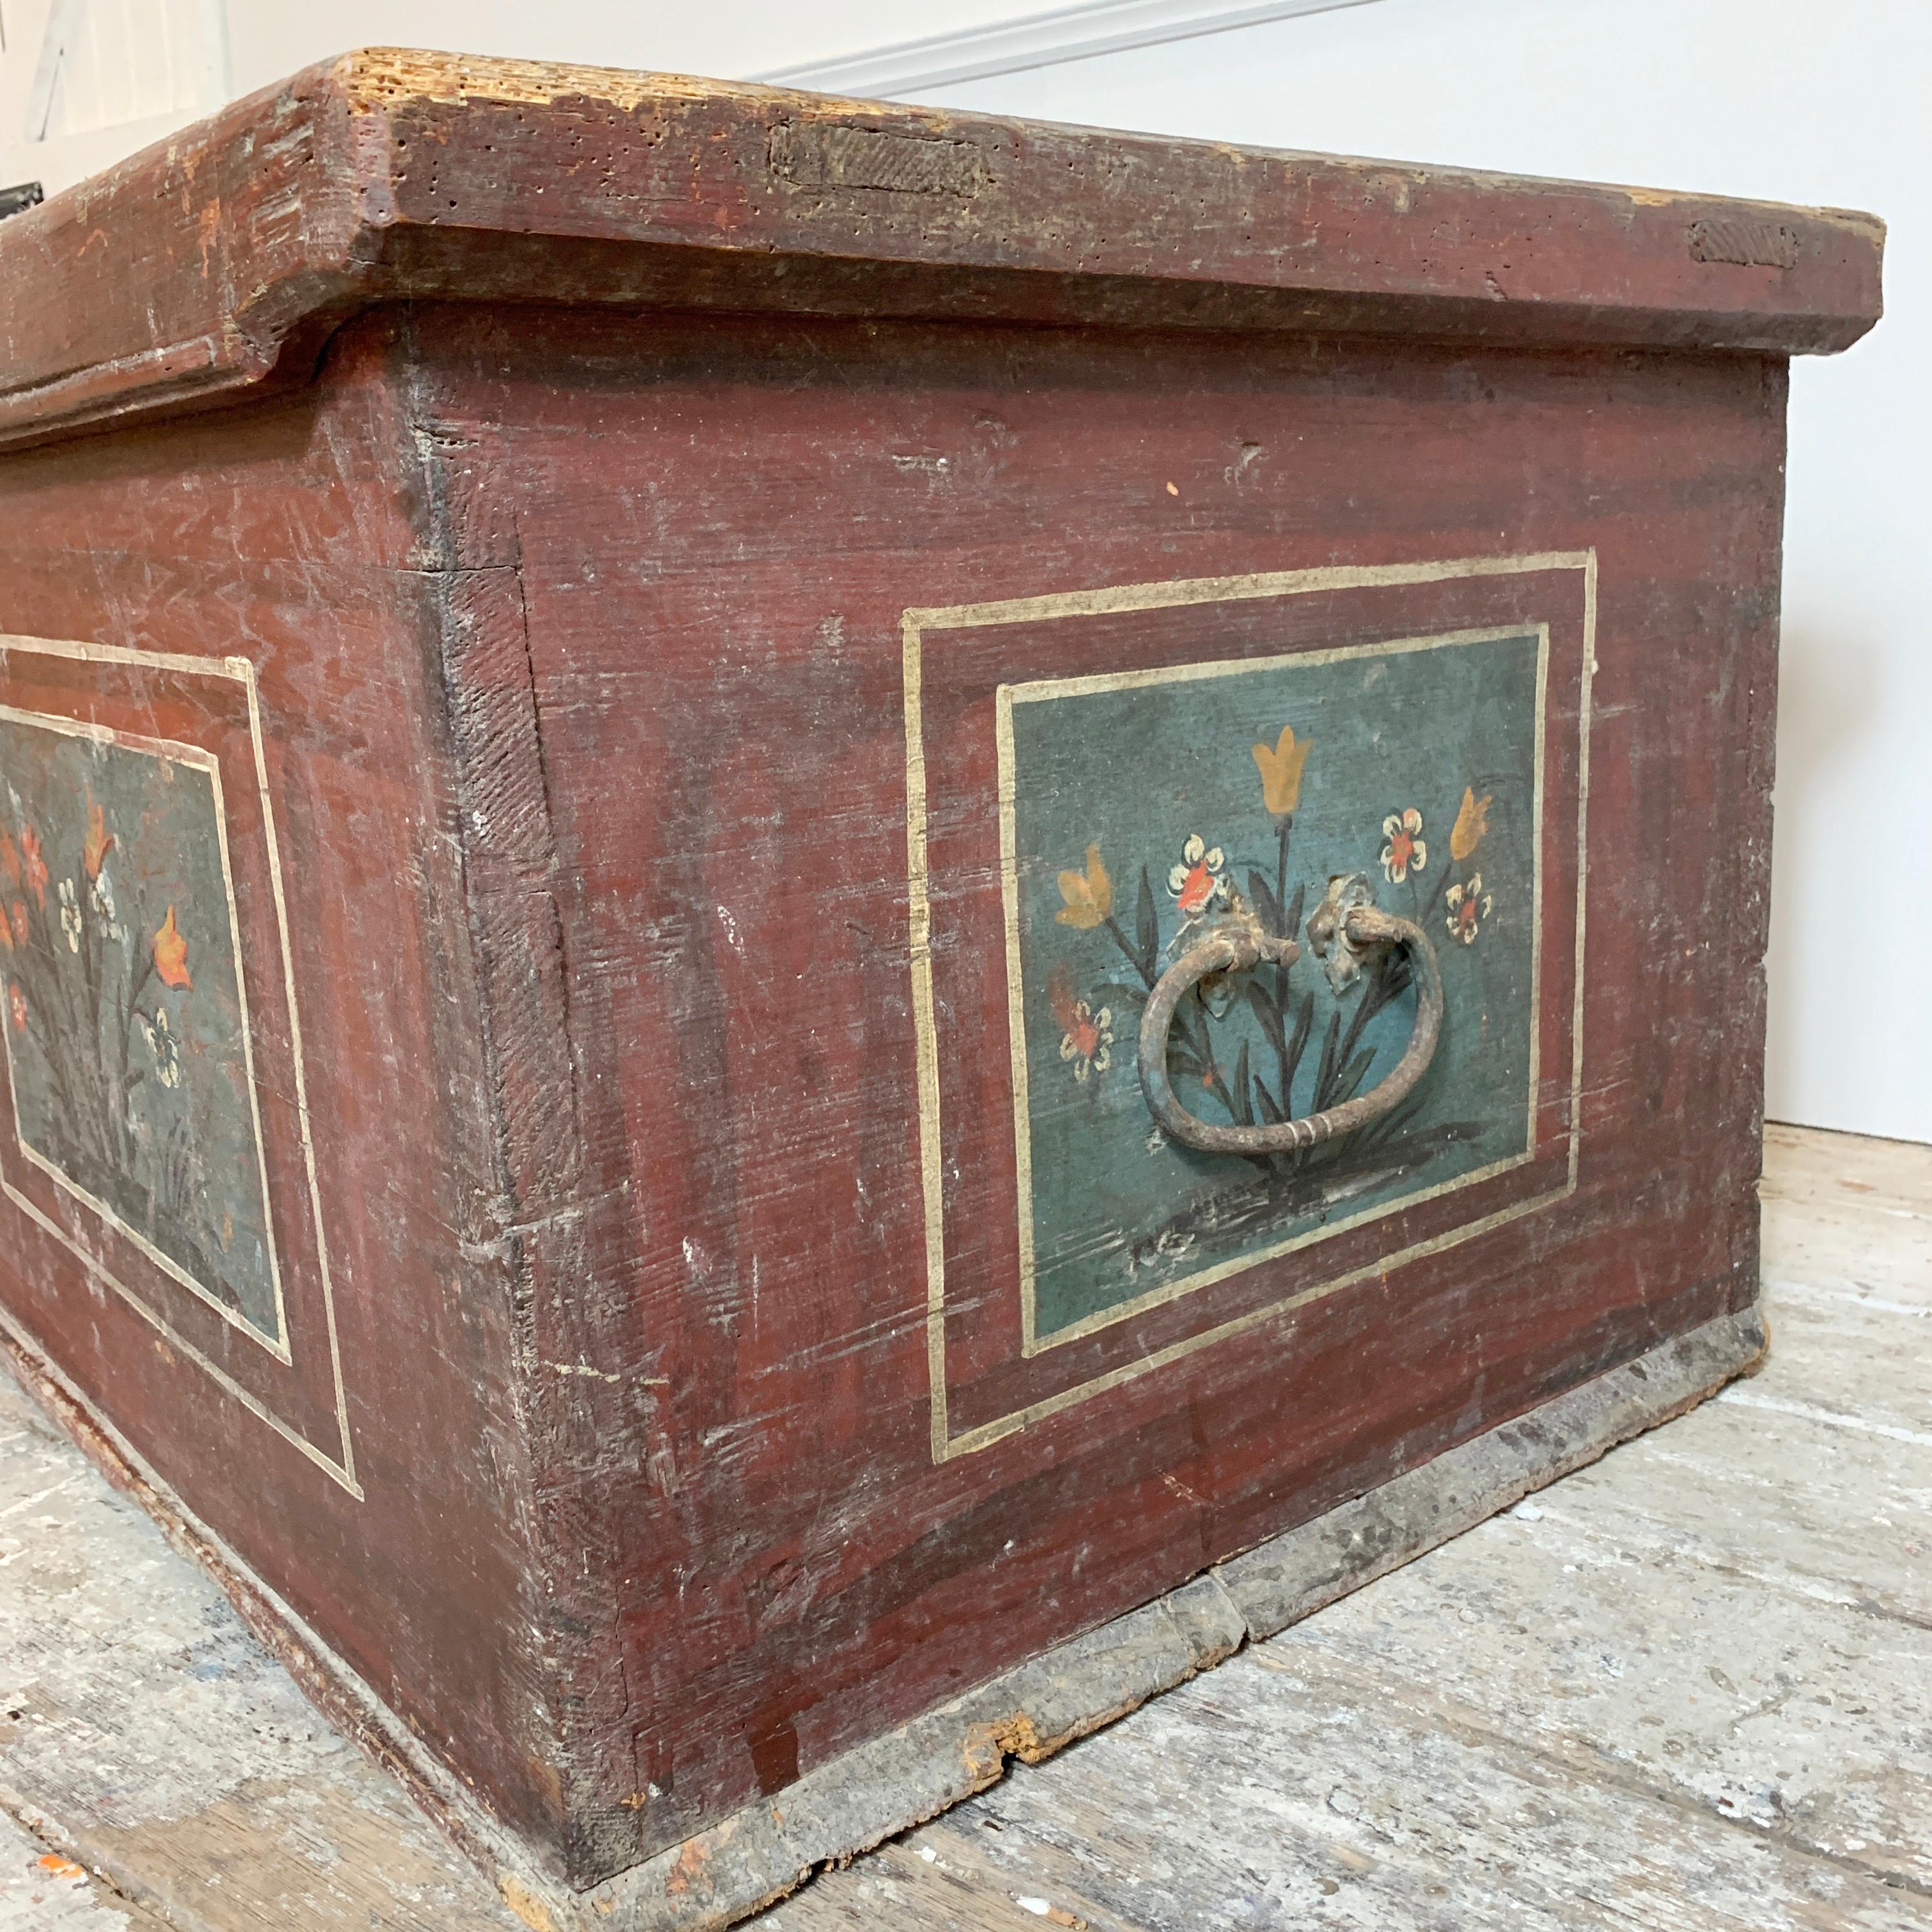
(0, 715), (280, 1344)
(1004, 627), (1544, 1345)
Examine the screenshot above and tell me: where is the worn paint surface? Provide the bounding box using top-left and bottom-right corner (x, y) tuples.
(1004, 623), (1541, 1340)
(1, 1128), (1927, 1931)
(0, 50), (1888, 1908)
(0, 52), (1884, 452)
(0, 714), (281, 1342)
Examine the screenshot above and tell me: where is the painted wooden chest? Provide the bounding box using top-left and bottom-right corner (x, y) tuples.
(0, 50), (1883, 1931)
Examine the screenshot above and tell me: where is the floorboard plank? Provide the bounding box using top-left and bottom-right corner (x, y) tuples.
(774, 1124), (1932, 1931)
(778, 1639), (1928, 1932)
(0, 1371), (522, 1932)
(0, 1809), (171, 1930)
(1, 1125), (1926, 1931)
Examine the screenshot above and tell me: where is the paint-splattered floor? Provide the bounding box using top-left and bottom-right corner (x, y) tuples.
(3, 1124), (1928, 1931)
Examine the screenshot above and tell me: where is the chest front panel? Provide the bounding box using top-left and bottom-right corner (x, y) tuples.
(418, 302), (1781, 1850)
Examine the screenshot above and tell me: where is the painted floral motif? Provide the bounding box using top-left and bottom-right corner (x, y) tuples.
(18, 827), (47, 908)
(83, 799), (114, 880)
(139, 1007), (184, 1088)
(0, 722), (278, 1340)
(1048, 964), (1113, 1082)
(1167, 834), (1229, 919)
(1445, 874), (1493, 945)
(1251, 724), (1312, 818)
(90, 868), (125, 944)
(1380, 808), (1426, 884)
(153, 905), (194, 990)
(1054, 843), (1113, 930)
(1450, 786), (1492, 864)
(1043, 719), (1510, 1245)
(1014, 626), (1544, 1340)
(0, 802), (199, 1188)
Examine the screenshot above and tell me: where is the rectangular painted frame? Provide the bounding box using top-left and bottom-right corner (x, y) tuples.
(0, 633), (359, 1497)
(904, 551), (1597, 1461)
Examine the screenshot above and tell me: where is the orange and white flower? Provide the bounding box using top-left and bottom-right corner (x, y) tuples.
(1057, 999), (1113, 1082)
(1048, 963), (1114, 1083)
(1380, 808), (1426, 884)
(1445, 874), (1492, 945)
(1167, 834), (1229, 919)
(18, 827), (47, 909)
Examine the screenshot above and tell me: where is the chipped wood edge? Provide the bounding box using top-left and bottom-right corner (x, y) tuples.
(0, 1289), (1765, 1929)
(0, 1310), (559, 1915)
(0, 45), (1885, 454)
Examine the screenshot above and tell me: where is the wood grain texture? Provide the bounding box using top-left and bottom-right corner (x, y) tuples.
(0, 68), (1885, 1905)
(0, 323), (569, 1859)
(0, 48), (1883, 451)
(392, 297), (1792, 1880)
(0, 1347), (523, 1932)
(2, 1127), (1926, 1931)
(770, 1124), (1932, 1932)
(0, 1811), (169, 1931)
(0, 285), (1808, 1890)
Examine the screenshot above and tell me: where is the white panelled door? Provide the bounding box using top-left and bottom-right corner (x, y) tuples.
(0, 0), (227, 197)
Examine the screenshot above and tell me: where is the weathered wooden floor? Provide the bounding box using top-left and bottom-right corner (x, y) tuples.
(3, 1123), (1928, 1931)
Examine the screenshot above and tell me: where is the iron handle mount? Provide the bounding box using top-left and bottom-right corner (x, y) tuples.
(1136, 871), (1445, 1156)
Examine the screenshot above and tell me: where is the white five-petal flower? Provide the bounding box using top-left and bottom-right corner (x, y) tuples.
(1167, 833), (1230, 917)
(1379, 808), (1427, 884)
(1446, 873), (1494, 944)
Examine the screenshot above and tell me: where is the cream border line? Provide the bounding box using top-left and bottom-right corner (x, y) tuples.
(996, 622), (1552, 1356)
(0, 709), (293, 1362)
(0, 633), (360, 1498)
(905, 551), (1595, 1463)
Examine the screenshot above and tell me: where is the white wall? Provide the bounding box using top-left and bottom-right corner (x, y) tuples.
(0, 0), (1041, 194)
(911, 0), (1931, 1146)
(1, 0), (1924, 1142)
(0, 0), (227, 194)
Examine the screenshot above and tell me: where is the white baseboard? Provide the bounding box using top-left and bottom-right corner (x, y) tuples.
(757, 0), (1393, 100)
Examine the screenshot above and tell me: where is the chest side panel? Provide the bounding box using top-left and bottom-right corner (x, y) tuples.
(417, 303), (1784, 1869)
(0, 318), (564, 1849)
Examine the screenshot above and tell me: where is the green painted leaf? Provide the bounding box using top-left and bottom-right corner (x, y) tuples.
(1246, 868), (1282, 934)
(1245, 978), (1286, 1060)
(1334, 1046), (1377, 1107)
(1313, 1009), (1342, 1110)
(1285, 989), (1315, 1092)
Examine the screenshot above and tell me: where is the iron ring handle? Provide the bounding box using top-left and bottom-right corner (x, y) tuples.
(1137, 907), (1444, 1155)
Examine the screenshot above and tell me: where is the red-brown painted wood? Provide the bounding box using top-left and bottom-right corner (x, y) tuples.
(0, 51), (1882, 1894)
(0, 49), (1882, 452)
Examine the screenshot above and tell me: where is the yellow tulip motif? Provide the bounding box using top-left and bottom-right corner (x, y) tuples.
(1450, 786), (1492, 864)
(153, 905), (194, 991)
(1055, 843), (1112, 930)
(1252, 725), (1311, 817)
